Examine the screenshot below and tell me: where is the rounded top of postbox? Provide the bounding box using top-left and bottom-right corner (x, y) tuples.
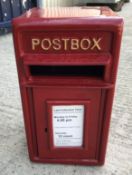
(23, 7), (117, 18)
(12, 7), (123, 29)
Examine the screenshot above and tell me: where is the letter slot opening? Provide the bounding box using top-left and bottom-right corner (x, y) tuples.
(29, 65), (105, 79)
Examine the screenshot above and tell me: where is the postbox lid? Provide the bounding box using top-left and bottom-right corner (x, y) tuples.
(12, 7), (123, 28)
(20, 6), (117, 19)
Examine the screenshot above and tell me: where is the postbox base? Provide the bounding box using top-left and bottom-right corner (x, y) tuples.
(29, 156), (105, 166)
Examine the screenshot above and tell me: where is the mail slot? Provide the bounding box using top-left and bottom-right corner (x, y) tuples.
(12, 7), (123, 165)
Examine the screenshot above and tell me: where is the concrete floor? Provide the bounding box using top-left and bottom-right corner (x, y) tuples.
(0, 2), (132, 175)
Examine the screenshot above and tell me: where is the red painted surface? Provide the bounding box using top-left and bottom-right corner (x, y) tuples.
(12, 7), (123, 165)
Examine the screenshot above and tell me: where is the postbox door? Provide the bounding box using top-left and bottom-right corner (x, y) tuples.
(33, 86), (102, 159)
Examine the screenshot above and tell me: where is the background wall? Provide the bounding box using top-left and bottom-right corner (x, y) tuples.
(38, 0), (122, 7)
(38, 0), (89, 7)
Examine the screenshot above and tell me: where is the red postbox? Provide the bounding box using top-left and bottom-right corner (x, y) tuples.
(12, 7), (123, 165)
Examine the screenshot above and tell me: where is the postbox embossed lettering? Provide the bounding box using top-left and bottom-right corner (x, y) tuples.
(32, 37), (102, 51)
(22, 31), (113, 54)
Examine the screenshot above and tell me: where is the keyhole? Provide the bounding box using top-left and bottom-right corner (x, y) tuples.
(45, 128), (48, 133)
